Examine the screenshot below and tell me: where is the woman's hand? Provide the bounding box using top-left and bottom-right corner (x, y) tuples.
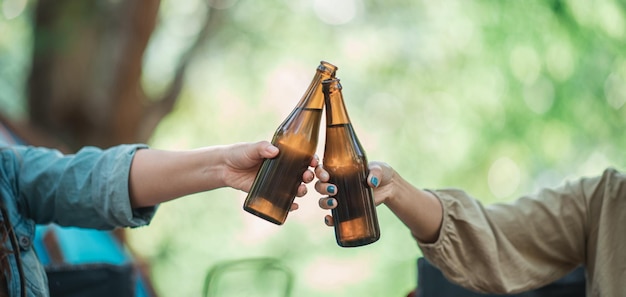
(314, 161), (396, 225)
(221, 141), (318, 211)
(314, 160), (443, 243)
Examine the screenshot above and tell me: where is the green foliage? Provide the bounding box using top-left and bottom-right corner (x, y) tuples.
(2, 0), (626, 296)
(0, 0), (33, 117)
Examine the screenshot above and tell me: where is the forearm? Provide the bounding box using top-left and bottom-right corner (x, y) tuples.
(128, 147), (227, 207)
(382, 174), (443, 243)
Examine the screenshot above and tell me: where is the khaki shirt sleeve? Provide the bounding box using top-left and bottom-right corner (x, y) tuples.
(416, 168), (615, 294)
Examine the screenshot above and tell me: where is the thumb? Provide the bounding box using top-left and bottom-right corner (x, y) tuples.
(254, 141), (279, 159)
(367, 162), (385, 188)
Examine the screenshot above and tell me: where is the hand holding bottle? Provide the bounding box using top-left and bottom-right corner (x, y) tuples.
(315, 161), (444, 244)
(315, 161), (393, 224)
(221, 141), (318, 211)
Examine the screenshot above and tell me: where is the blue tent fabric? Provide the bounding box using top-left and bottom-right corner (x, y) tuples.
(34, 226), (127, 266)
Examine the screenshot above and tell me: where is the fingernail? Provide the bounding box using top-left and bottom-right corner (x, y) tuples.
(267, 146), (278, 154)
(321, 172), (329, 180)
(326, 199), (334, 207)
(327, 185), (335, 194)
(324, 217), (329, 224)
(371, 177), (379, 187)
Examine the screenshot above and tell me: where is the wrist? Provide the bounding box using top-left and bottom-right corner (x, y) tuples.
(200, 145), (229, 190)
(379, 173), (443, 243)
(382, 171), (407, 206)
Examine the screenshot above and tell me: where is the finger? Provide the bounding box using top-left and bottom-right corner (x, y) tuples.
(296, 184), (308, 197)
(257, 141), (279, 159)
(315, 164), (330, 182)
(302, 169), (315, 184)
(318, 197), (337, 209)
(289, 203), (299, 211)
(309, 154), (320, 168)
(367, 163), (384, 188)
(315, 180), (337, 196)
(324, 215), (334, 226)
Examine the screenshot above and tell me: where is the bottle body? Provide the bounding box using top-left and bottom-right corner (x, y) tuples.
(322, 79), (380, 247)
(243, 61), (337, 225)
(244, 108), (322, 225)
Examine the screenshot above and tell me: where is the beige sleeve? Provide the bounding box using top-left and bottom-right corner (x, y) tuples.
(416, 170), (608, 294)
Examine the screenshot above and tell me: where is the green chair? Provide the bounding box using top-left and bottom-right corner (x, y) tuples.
(203, 257), (294, 297)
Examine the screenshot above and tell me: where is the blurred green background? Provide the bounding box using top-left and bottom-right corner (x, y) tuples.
(2, 0), (625, 296)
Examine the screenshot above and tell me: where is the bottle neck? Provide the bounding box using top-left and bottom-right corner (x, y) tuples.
(294, 63), (337, 110)
(323, 79), (351, 125)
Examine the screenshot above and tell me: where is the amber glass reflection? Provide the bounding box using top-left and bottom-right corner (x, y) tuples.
(322, 78), (380, 247)
(243, 61), (338, 225)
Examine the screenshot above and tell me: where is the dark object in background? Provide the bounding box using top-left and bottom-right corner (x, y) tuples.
(416, 257), (586, 297)
(47, 264), (134, 297)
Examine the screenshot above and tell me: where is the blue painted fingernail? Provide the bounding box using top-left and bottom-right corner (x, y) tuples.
(371, 177), (379, 187)
(326, 199), (334, 207)
(327, 185), (335, 194)
(324, 217), (329, 224)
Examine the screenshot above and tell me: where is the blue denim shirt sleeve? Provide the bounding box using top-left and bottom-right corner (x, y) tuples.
(10, 144), (156, 229)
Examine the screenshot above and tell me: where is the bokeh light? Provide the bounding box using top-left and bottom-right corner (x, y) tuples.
(488, 156), (521, 200)
(2, 0), (27, 20)
(314, 0), (359, 25)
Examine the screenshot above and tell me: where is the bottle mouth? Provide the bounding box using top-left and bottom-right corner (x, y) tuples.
(322, 78), (342, 91)
(319, 61), (338, 76)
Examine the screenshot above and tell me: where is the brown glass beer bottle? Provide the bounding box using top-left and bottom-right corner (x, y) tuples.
(322, 78), (380, 247)
(243, 61), (338, 225)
